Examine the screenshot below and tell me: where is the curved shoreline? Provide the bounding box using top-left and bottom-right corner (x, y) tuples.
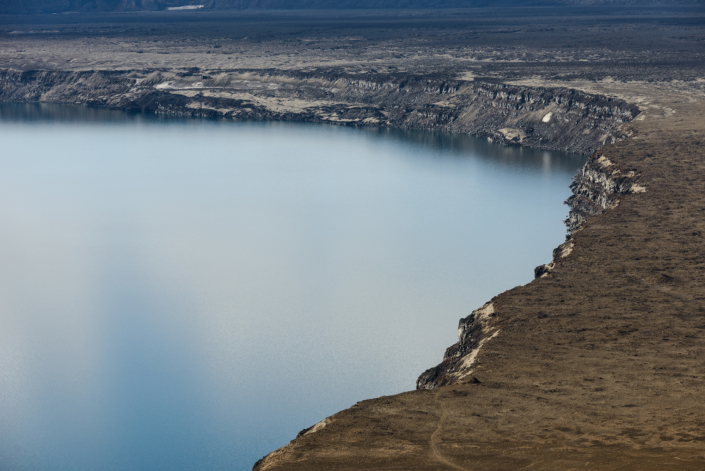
(0, 68), (637, 156)
(252, 83), (705, 469)
(5, 69), (705, 471)
(3, 70), (696, 471)
(2, 8), (704, 468)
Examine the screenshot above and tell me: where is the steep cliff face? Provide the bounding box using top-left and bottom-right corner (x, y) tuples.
(0, 68), (639, 155)
(417, 148), (647, 390)
(0, 66), (644, 393)
(324, 75), (639, 154)
(564, 152), (647, 233)
(416, 301), (500, 390)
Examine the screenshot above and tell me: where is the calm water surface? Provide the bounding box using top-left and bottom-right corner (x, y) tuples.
(0, 104), (585, 470)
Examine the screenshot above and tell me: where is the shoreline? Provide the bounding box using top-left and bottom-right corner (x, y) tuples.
(252, 80), (705, 470)
(0, 72), (642, 465)
(1, 8), (703, 468)
(2, 69), (697, 471)
(0, 68), (637, 156)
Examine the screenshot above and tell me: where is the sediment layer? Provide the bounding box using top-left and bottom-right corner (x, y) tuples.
(0, 68), (638, 155)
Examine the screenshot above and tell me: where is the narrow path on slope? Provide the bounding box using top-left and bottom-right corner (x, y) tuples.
(430, 393), (469, 471)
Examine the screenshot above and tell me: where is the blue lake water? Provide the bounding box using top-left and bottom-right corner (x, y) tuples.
(0, 103), (585, 470)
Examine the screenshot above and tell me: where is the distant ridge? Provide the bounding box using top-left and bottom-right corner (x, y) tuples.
(0, 0), (702, 15)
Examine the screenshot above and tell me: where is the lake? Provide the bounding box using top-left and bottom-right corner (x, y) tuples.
(0, 103), (584, 470)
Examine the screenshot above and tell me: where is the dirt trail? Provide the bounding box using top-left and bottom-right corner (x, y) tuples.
(430, 393), (468, 471)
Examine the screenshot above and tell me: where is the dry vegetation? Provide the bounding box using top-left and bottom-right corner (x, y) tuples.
(1, 6), (704, 469)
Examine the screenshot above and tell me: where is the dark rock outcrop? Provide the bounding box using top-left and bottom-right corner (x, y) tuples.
(419, 148), (647, 390)
(417, 301), (499, 390)
(565, 151), (646, 233)
(0, 68), (639, 156)
(0, 66), (643, 392)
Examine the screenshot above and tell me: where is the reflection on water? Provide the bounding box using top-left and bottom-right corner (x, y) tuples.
(0, 104), (584, 470)
(364, 126), (582, 172)
(0, 102), (582, 173)
(0, 101), (146, 123)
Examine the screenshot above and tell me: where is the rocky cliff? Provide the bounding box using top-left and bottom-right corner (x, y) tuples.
(0, 68), (639, 155)
(0, 65), (645, 395)
(564, 152), (647, 233)
(417, 146), (649, 390)
(250, 91), (705, 467)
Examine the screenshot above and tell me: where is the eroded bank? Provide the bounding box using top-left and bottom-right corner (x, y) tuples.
(252, 84), (705, 469)
(0, 68), (637, 155)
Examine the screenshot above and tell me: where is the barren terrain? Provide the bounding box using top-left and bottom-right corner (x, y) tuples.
(1, 6), (704, 469)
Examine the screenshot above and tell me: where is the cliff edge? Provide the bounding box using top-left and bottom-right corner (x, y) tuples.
(252, 82), (705, 470)
(0, 68), (637, 156)
(1, 9), (703, 469)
